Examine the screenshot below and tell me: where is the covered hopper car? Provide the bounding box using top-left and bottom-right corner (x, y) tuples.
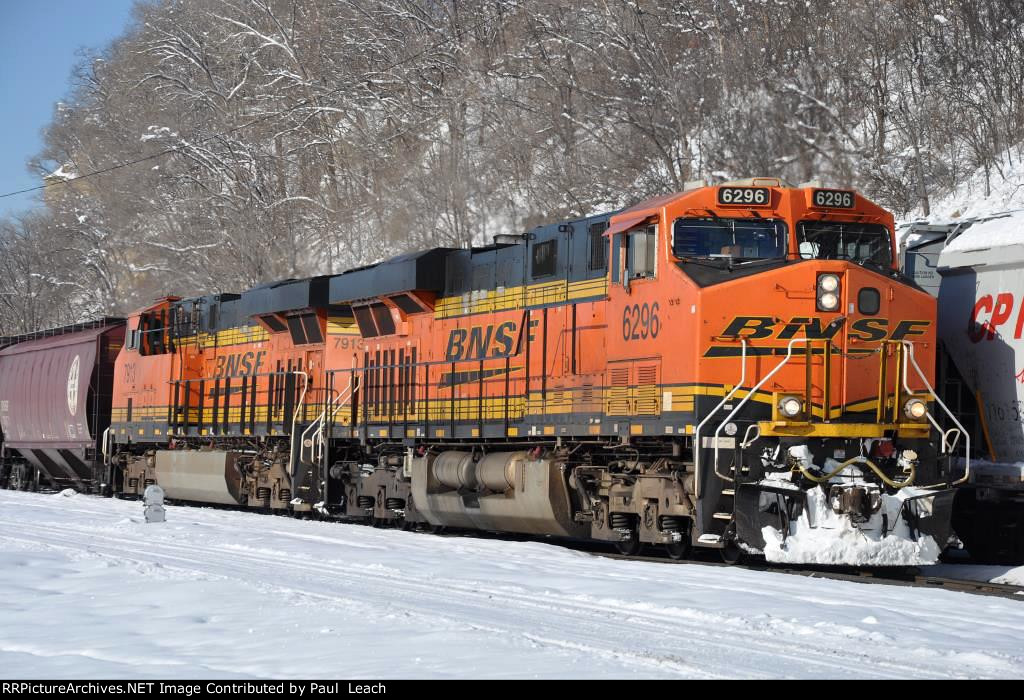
(0, 319), (124, 492)
(901, 212), (1024, 563)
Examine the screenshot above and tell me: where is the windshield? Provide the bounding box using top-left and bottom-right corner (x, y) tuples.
(672, 218), (787, 260)
(797, 221), (893, 267)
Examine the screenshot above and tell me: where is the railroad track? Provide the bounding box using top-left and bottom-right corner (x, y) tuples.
(590, 549), (1024, 600)
(427, 528), (1024, 600)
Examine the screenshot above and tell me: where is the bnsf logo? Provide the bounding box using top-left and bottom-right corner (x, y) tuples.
(214, 350), (266, 377)
(445, 320), (537, 361)
(968, 293), (1024, 343)
(721, 316), (930, 341)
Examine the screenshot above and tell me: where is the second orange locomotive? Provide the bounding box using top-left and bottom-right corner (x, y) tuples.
(107, 179), (963, 564)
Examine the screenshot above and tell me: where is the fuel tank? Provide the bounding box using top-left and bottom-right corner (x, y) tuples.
(411, 450), (588, 538)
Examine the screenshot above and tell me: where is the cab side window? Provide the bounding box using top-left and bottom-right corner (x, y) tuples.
(137, 311), (171, 356)
(626, 225), (657, 280)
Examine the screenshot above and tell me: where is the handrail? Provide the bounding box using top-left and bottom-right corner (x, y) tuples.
(712, 338), (812, 482)
(286, 371), (309, 478)
(318, 378), (359, 463)
(101, 427), (111, 466)
(298, 378), (357, 467)
(168, 369), (315, 436)
(694, 339), (746, 497)
(693, 336), (967, 496)
(901, 340), (970, 486)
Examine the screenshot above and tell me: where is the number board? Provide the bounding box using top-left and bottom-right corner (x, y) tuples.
(717, 187), (770, 206)
(810, 189), (855, 209)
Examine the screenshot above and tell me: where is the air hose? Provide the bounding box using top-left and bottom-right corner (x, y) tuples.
(792, 455), (916, 489)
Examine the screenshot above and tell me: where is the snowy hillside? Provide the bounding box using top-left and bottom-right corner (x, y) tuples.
(909, 144), (1024, 224)
(1, 490), (1023, 679)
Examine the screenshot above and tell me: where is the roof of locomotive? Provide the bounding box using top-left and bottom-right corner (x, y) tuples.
(609, 181), (894, 227)
(328, 247), (457, 304)
(126, 181), (901, 334)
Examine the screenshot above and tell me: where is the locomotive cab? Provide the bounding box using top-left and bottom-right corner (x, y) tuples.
(599, 180), (960, 565)
(110, 284), (328, 509)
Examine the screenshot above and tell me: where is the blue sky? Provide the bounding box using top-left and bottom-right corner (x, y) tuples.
(0, 0), (138, 217)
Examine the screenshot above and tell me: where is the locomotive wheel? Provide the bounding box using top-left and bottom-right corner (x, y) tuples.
(615, 531), (642, 556)
(665, 539), (690, 561)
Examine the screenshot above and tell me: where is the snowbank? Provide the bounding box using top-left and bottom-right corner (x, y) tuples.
(924, 563), (1024, 588)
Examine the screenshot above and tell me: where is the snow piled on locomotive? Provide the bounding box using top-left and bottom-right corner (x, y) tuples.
(762, 489), (941, 566)
(752, 448), (943, 566)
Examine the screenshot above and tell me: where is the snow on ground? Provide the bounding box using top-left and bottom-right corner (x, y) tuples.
(898, 143), (1024, 250)
(2, 490), (1024, 679)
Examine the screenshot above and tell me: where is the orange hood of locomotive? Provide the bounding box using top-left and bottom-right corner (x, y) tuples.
(694, 260), (937, 416)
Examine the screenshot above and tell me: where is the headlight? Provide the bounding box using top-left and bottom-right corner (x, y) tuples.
(818, 292), (839, 310)
(779, 396), (803, 418)
(818, 274), (840, 292)
(817, 273), (841, 311)
(904, 398), (928, 420)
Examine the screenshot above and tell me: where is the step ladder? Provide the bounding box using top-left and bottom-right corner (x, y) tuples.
(298, 379), (358, 469)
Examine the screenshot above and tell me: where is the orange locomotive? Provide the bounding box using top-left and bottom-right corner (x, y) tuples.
(106, 179), (962, 565)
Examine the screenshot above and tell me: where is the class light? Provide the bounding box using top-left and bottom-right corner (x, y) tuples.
(904, 398), (928, 420)
(779, 396), (803, 418)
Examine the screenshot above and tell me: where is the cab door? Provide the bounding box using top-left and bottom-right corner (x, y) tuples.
(605, 220), (664, 428)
